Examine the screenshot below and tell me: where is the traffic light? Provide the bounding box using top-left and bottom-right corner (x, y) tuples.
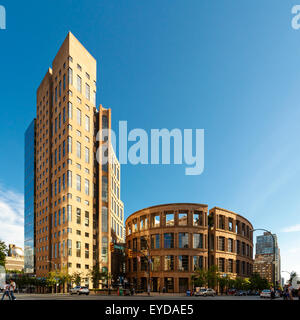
(128, 249), (132, 258)
(110, 242), (114, 252)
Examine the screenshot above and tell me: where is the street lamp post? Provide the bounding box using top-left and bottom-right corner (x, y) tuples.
(250, 229), (277, 289)
(135, 236), (151, 295)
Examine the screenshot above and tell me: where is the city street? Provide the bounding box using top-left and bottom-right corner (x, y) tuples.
(6, 293), (287, 300)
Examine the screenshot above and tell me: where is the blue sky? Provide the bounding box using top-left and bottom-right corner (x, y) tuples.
(0, 0), (300, 278)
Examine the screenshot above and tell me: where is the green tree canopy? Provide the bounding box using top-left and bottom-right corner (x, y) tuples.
(0, 241), (8, 267)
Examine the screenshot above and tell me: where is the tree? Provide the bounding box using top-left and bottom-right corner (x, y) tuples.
(46, 271), (57, 293)
(218, 275), (231, 294)
(191, 268), (207, 288)
(88, 262), (107, 289)
(71, 271), (82, 286)
(234, 277), (246, 290)
(289, 271), (297, 285)
(249, 272), (269, 291)
(57, 268), (71, 293)
(207, 265), (219, 289)
(0, 241), (8, 267)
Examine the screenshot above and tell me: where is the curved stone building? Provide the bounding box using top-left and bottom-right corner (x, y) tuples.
(125, 204), (254, 293)
(125, 203), (209, 293)
(208, 207), (254, 279)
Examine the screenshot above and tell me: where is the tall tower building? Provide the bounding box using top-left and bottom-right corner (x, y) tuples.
(24, 32), (125, 286)
(254, 232), (281, 286)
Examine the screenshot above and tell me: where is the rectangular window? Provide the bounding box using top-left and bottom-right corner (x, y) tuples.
(85, 243), (89, 259)
(63, 74), (66, 90)
(77, 108), (81, 126)
(218, 258), (225, 272)
(59, 81), (61, 97)
(68, 68), (73, 85)
(164, 233), (174, 249)
(85, 147), (89, 163)
(67, 205), (72, 222)
(179, 233), (189, 248)
(85, 115), (90, 132)
(152, 214), (160, 227)
(76, 141), (81, 158)
(228, 218), (233, 231)
(77, 75), (82, 93)
(193, 233), (203, 249)
(178, 255), (189, 271)
(102, 207), (108, 232)
(76, 175), (81, 191)
(85, 83), (90, 100)
(85, 211), (89, 227)
(67, 239), (72, 256)
(76, 208), (81, 224)
(236, 240), (240, 254)
(151, 234), (160, 249)
(164, 255), (174, 271)
(151, 256), (160, 272)
(133, 238), (137, 252)
(165, 212), (174, 226)
(68, 102), (73, 119)
(178, 212), (188, 226)
(228, 238), (234, 252)
(85, 179), (89, 195)
(140, 236), (148, 250)
(63, 140), (66, 157)
(228, 259), (233, 273)
(102, 176), (108, 201)
(193, 256), (203, 271)
(219, 215), (225, 229)
(67, 170), (72, 187)
(76, 241), (81, 257)
(67, 136), (72, 153)
(218, 236), (225, 251)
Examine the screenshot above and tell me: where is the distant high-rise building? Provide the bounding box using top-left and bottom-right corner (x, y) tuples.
(24, 119), (36, 274)
(24, 32), (125, 287)
(254, 232), (281, 286)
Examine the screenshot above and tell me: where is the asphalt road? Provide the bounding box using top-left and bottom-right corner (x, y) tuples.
(2, 293), (287, 300)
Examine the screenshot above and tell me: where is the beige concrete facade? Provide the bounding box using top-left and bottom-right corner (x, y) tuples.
(253, 254), (273, 284)
(33, 32), (124, 286)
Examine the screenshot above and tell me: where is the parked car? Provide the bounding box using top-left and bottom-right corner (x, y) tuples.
(124, 289), (131, 296)
(195, 288), (216, 297)
(70, 286), (89, 295)
(235, 290), (247, 296)
(247, 290), (259, 296)
(227, 288), (236, 295)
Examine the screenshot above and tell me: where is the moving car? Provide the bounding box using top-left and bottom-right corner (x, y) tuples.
(70, 286), (90, 295)
(260, 289), (271, 298)
(195, 288), (216, 297)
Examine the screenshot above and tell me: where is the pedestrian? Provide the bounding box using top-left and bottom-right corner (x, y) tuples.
(288, 284), (293, 301)
(1, 282), (11, 301)
(297, 288), (300, 300)
(9, 279), (16, 300)
(270, 286), (275, 300)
